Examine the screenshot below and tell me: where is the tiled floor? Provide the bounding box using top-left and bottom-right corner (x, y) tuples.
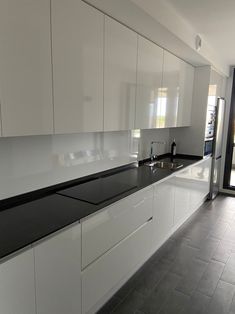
(98, 194), (235, 314)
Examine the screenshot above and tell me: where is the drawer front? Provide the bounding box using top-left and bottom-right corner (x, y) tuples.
(82, 219), (153, 314)
(81, 186), (153, 268)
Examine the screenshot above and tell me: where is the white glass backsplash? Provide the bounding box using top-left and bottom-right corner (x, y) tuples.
(0, 128), (170, 200)
(0, 131), (138, 200)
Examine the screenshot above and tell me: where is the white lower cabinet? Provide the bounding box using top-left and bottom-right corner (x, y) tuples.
(190, 158), (211, 211)
(82, 219), (153, 314)
(0, 249), (36, 314)
(152, 178), (174, 250)
(173, 167), (191, 226)
(34, 224), (82, 314)
(81, 186), (153, 269)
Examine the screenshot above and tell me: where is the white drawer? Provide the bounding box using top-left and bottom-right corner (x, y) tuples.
(82, 218), (153, 314)
(81, 186), (153, 268)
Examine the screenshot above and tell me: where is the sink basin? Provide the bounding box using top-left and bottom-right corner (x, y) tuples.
(144, 160), (183, 170)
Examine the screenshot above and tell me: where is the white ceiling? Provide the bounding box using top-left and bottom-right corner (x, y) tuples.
(130, 0), (235, 73)
(165, 0), (235, 66)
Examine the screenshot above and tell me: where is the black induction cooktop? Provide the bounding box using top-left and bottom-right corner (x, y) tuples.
(58, 175), (137, 205)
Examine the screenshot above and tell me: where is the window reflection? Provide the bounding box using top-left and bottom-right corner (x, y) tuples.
(156, 87), (167, 127)
(208, 84), (217, 107)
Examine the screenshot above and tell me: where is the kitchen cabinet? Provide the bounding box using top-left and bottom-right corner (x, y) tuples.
(52, 0), (104, 134)
(81, 186), (153, 269)
(135, 36), (164, 129)
(0, 249), (36, 314)
(177, 61), (194, 126)
(82, 219), (153, 314)
(152, 178), (174, 250)
(0, 0), (53, 136)
(173, 167), (191, 226)
(162, 50), (180, 127)
(190, 158), (211, 212)
(104, 16), (137, 131)
(34, 224), (81, 314)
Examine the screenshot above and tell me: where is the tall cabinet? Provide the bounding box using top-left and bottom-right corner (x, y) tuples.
(135, 36), (164, 129)
(52, 0), (104, 134)
(104, 17), (138, 131)
(0, 0), (53, 136)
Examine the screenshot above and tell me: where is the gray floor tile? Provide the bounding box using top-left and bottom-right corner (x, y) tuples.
(185, 224), (210, 249)
(181, 291), (211, 314)
(170, 244), (199, 276)
(175, 258), (208, 295)
(209, 220), (230, 239)
(206, 280), (235, 314)
(212, 240), (234, 264)
(196, 237), (220, 262)
(221, 253), (235, 285)
(196, 260), (225, 296)
(134, 259), (171, 296)
(112, 291), (145, 314)
(158, 290), (190, 314)
(140, 272), (181, 314)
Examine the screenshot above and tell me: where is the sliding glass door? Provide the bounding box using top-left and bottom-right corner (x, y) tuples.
(224, 69), (235, 189)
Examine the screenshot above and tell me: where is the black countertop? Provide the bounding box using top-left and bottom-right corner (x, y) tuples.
(0, 155), (201, 260)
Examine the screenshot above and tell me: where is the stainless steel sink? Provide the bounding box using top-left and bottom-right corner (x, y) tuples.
(144, 160), (183, 170)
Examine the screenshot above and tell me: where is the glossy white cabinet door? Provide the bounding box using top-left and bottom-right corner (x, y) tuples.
(174, 167), (191, 226)
(190, 158), (211, 211)
(82, 186), (153, 269)
(52, 0), (104, 134)
(104, 16), (137, 131)
(152, 179), (174, 249)
(34, 224), (81, 314)
(0, 0), (53, 136)
(177, 61), (194, 126)
(82, 220), (153, 314)
(135, 36), (163, 129)
(162, 51), (180, 127)
(0, 249), (36, 314)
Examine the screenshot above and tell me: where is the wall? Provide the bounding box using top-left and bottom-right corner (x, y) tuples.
(0, 129), (170, 200)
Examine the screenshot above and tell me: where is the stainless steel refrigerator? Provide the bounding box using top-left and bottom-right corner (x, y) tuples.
(209, 97), (226, 199)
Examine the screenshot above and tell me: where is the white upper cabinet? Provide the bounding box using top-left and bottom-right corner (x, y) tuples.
(162, 51), (180, 128)
(0, 0), (53, 136)
(135, 36), (164, 129)
(104, 17), (137, 131)
(52, 0), (104, 134)
(0, 249), (36, 314)
(177, 61), (194, 127)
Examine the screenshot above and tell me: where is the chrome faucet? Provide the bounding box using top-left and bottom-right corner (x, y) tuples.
(150, 141), (166, 161)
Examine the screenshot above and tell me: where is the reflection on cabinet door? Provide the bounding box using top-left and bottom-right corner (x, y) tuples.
(153, 179), (174, 250)
(190, 158), (211, 211)
(135, 36), (163, 129)
(104, 16), (137, 131)
(162, 51), (180, 128)
(178, 61), (194, 126)
(52, 0), (104, 134)
(174, 168), (191, 226)
(0, 249), (36, 314)
(0, 0), (53, 136)
(34, 224), (81, 314)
